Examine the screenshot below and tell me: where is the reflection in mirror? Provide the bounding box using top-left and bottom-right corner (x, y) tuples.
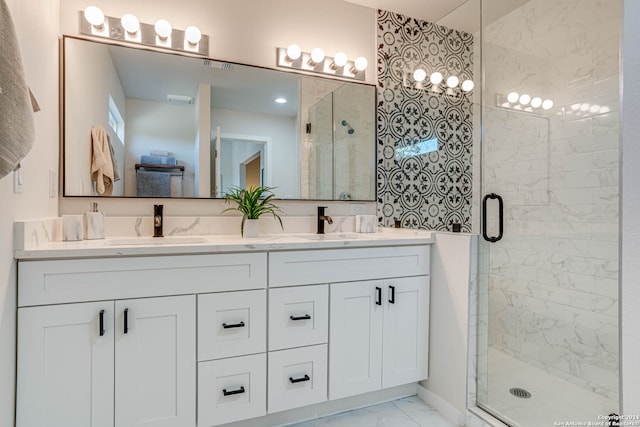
(63, 37), (375, 200)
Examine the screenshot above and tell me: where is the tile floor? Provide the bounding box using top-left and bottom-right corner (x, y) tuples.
(289, 396), (459, 427)
(480, 348), (619, 427)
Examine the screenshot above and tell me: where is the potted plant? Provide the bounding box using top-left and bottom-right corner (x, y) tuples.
(222, 186), (283, 237)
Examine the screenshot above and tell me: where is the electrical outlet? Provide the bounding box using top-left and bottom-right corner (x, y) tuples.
(13, 167), (23, 194)
(350, 203), (366, 215)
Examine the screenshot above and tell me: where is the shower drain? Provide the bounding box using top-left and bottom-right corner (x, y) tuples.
(509, 387), (532, 399)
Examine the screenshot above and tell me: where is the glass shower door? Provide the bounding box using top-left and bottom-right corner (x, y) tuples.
(477, 0), (621, 425)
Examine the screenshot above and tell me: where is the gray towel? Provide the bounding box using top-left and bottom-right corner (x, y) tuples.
(140, 155), (177, 166)
(136, 170), (171, 197)
(0, 0), (35, 179)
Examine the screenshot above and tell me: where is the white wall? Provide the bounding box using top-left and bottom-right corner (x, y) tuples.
(64, 39), (126, 196)
(124, 99), (196, 197)
(1, 1), (60, 426)
(621, 0), (640, 416)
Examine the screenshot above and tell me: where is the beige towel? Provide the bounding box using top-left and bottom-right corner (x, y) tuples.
(90, 125), (114, 195)
(0, 0), (35, 179)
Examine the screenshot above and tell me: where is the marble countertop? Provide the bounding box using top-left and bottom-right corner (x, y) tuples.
(15, 227), (434, 260)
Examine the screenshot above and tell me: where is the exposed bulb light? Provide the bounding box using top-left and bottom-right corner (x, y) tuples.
(461, 79), (474, 92)
(542, 99), (554, 110)
(275, 97), (287, 104)
(120, 13), (140, 35)
(519, 94), (531, 105)
(154, 19), (172, 40)
(84, 6), (105, 28)
(430, 72), (443, 85)
(310, 48), (325, 65)
(413, 68), (427, 82)
(446, 75), (459, 88)
(286, 44), (301, 62)
(507, 92), (519, 103)
(185, 26), (202, 45)
(600, 106), (610, 114)
(333, 52), (348, 68)
(353, 56), (368, 72)
(531, 97), (542, 108)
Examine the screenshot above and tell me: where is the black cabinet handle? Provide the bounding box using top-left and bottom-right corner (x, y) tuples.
(375, 287), (382, 306)
(290, 314), (311, 321)
(389, 285), (395, 304)
(222, 321), (245, 329)
(482, 193), (504, 243)
(222, 386), (245, 396)
(289, 374), (310, 383)
(124, 308), (129, 334)
(99, 310), (105, 336)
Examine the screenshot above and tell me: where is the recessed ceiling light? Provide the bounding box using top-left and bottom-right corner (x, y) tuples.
(275, 97), (287, 104)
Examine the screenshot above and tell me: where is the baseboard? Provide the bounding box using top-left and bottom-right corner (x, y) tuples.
(416, 383), (466, 426)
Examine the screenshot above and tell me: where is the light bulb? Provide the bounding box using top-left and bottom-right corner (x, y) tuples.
(507, 92), (519, 103)
(531, 97), (543, 108)
(275, 97), (287, 104)
(519, 94), (531, 105)
(446, 75), (459, 88)
(310, 48), (325, 64)
(542, 99), (554, 110)
(581, 103), (590, 112)
(354, 56), (368, 71)
(121, 14), (140, 35)
(590, 104), (600, 113)
(286, 44), (302, 61)
(600, 106), (610, 114)
(185, 26), (202, 45)
(333, 52), (348, 68)
(413, 69), (427, 82)
(155, 19), (172, 39)
(430, 72), (443, 85)
(84, 6), (104, 28)
(461, 79), (474, 92)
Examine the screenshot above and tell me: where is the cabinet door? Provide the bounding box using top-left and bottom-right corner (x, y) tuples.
(115, 295), (196, 427)
(17, 301), (114, 427)
(382, 276), (430, 388)
(329, 280), (383, 400)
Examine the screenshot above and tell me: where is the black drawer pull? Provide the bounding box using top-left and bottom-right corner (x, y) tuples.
(289, 374), (310, 384)
(375, 287), (382, 305)
(389, 285), (396, 304)
(222, 321), (245, 329)
(124, 308), (129, 334)
(99, 310), (105, 336)
(222, 386), (245, 396)
(290, 314), (311, 321)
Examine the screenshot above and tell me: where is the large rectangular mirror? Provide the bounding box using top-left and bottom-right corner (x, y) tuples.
(63, 36), (376, 200)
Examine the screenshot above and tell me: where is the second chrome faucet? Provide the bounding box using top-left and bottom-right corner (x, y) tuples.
(153, 204), (163, 237)
(317, 206), (333, 234)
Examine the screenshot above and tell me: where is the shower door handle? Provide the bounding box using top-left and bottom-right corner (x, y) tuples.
(482, 193), (504, 243)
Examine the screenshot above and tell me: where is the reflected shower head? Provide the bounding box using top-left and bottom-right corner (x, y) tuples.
(341, 120), (355, 135)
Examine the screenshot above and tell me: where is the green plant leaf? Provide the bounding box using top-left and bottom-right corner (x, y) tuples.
(222, 186), (284, 235)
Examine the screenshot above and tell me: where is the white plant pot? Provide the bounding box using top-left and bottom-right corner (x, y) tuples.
(243, 219), (259, 238)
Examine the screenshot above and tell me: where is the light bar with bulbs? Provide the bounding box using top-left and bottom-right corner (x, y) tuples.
(405, 68), (474, 97)
(496, 92), (554, 113)
(276, 44), (367, 81)
(79, 6), (208, 56)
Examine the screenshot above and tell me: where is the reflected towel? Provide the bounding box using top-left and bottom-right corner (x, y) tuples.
(106, 134), (121, 182)
(0, 0), (35, 179)
(90, 125), (114, 195)
(136, 170), (171, 197)
(140, 155), (177, 166)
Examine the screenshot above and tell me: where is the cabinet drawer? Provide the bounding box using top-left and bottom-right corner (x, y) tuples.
(198, 353), (266, 426)
(268, 345), (327, 414)
(269, 246), (430, 287)
(269, 285), (328, 351)
(18, 253), (267, 307)
(198, 290), (266, 361)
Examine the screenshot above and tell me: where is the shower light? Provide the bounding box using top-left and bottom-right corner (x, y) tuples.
(286, 44), (302, 61)
(430, 72), (443, 85)
(333, 52), (348, 68)
(461, 79), (474, 92)
(84, 6), (105, 28)
(531, 97), (542, 108)
(542, 99), (554, 110)
(519, 94), (531, 105)
(413, 69), (427, 82)
(353, 56), (368, 72)
(121, 13), (140, 35)
(507, 92), (519, 103)
(185, 26), (202, 45)
(155, 19), (172, 40)
(446, 75), (459, 88)
(310, 48), (325, 65)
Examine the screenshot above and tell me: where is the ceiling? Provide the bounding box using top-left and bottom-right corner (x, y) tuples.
(344, 0), (469, 25)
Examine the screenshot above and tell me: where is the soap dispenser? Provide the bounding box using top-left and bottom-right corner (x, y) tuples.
(84, 202), (105, 240)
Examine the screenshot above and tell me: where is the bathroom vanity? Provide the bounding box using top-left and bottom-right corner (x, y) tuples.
(14, 228), (432, 427)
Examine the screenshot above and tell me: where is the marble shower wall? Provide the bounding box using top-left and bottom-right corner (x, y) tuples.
(376, 10), (474, 231)
(482, 0), (620, 400)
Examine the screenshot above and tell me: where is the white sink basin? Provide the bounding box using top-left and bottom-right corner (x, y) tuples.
(295, 233), (360, 241)
(106, 236), (209, 246)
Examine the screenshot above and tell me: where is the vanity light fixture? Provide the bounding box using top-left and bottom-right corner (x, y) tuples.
(497, 91), (554, 114)
(430, 72), (443, 85)
(461, 79), (474, 92)
(406, 68), (473, 97)
(276, 45), (367, 81)
(413, 68), (427, 82)
(79, 10), (209, 56)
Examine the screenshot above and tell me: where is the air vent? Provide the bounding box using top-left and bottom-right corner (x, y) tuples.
(166, 94), (194, 105)
(201, 59), (234, 70)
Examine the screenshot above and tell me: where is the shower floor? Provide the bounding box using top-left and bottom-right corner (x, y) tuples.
(482, 348), (618, 427)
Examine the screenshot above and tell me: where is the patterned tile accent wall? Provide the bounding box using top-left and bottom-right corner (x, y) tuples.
(376, 9), (474, 231)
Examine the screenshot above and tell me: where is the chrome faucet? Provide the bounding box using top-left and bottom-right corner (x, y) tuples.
(317, 206), (333, 234)
(153, 204), (163, 237)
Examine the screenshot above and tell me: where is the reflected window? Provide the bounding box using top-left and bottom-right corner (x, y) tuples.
(395, 138), (438, 160)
